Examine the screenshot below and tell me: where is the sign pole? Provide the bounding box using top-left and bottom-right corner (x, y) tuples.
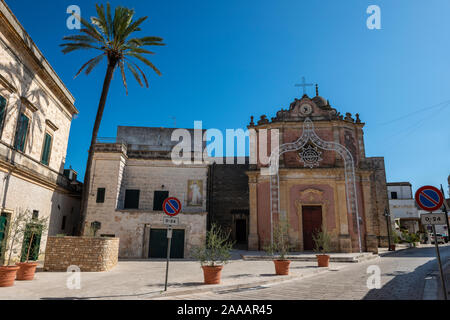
(161, 197), (181, 292)
(439, 184), (450, 241)
(164, 226), (172, 292)
(432, 224), (448, 300)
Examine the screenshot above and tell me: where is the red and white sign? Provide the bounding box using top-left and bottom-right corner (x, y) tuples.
(163, 197), (182, 217)
(415, 186), (444, 212)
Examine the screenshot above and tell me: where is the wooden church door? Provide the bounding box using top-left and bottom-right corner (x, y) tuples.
(302, 206), (323, 251)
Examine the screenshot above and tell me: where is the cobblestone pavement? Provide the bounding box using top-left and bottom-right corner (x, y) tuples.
(159, 244), (450, 300)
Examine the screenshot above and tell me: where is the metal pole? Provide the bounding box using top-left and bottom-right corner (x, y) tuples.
(432, 224), (448, 300)
(164, 227), (172, 292)
(385, 209), (392, 251)
(440, 184), (450, 242)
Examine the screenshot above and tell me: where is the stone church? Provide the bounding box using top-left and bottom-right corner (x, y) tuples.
(246, 88), (389, 253)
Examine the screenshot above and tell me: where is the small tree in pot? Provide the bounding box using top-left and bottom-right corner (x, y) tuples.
(192, 224), (234, 284)
(264, 218), (293, 275)
(0, 208), (29, 287)
(312, 229), (331, 267)
(16, 215), (48, 281)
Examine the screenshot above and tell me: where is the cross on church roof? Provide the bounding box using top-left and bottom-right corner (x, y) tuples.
(295, 76), (314, 96)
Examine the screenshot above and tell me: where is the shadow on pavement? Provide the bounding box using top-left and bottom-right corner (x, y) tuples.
(363, 248), (450, 300)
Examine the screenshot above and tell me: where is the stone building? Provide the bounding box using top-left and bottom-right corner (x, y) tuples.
(207, 157), (249, 249)
(387, 182), (420, 233)
(0, 0), (81, 263)
(247, 90), (390, 253)
(84, 126), (208, 259)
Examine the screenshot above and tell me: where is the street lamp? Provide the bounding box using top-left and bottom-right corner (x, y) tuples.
(384, 209), (393, 251)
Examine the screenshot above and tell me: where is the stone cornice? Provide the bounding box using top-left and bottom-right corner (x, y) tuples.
(249, 119), (365, 131)
(20, 96), (38, 112)
(45, 119), (59, 131)
(0, 74), (16, 93)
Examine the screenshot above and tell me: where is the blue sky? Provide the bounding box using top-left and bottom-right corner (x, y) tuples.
(7, 0), (450, 195)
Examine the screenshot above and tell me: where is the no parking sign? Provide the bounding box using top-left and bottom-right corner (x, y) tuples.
(163, 197), (182, 217)
(415, 186), (444, 212)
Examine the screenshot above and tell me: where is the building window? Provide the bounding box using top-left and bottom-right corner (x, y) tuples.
(61, 216), (66, 230)
(96, 188), (106, 203)
(391, 192), (398, 199)
(40, 132), (52, 165)
(124, 190), (140, 209)
(14, 113), (30, 152)
(32, 210), (39, 219)
(153, 191), (169, 211)
(0, 95), (7, 135)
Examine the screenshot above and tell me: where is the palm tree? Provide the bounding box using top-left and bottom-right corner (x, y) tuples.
(61, 3), (164, 234)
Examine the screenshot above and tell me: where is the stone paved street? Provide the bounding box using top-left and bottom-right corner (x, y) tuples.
(157, 244), (450, 300)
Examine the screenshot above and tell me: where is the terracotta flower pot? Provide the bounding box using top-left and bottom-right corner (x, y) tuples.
(316, 254), (330, 267)
(0, 266), (20, 287)
(202, 265), (223, 284)
(16, 262), (39, 281)
(273, 260), (291, 275)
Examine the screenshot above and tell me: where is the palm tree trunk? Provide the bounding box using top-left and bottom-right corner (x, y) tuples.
(77, 59), (117, 235)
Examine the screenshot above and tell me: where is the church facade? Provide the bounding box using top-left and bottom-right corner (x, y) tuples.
(246, 90), (390, 253)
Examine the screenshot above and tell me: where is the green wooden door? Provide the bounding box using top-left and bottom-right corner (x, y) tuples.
(20, 224), (43, 262)
(149, 229), (185, 259)
(0, 215), (7, 259)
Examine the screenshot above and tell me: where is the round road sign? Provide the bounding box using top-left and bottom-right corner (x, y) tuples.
(415, 186), (444, 212)
(163, 197), (182, 217)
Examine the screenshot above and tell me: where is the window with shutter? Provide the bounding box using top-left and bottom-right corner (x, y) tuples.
(40, 133), (52, 165)
(124, 190), (140, 209)
(153, 191), (169, 211)
(0, 95), (6, 134)
(96, 188), (106, 203)
(14, 113), (29, 152)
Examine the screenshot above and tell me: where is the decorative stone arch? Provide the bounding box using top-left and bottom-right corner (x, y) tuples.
(264, 118), (362, 252)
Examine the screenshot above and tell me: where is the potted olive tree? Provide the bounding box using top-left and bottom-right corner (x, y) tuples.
(264, 218), (293, 275)
(192, 224), (234, 285)
(16, 215), (48, 281)
(312, 229), (331, 267)
(0, 209), (29, 287)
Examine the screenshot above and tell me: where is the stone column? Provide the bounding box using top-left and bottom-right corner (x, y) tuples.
(336, 180), (352, 252)
(362, 179), (378, 253)
(247, 172), (259, 250)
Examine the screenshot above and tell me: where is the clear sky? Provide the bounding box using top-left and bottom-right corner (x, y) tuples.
(6, 0), (450, 195)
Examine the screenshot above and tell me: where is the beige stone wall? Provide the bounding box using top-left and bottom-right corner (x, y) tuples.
(84, 147), (208, 258)
(44, 236), (119, 272)
(0, 2), (80, 265)
(0, 170), (81, 264)
(0, 37), (73, 174)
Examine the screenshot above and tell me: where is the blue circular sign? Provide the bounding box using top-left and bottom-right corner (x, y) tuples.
(415, 186), (444, 212)
(163, 197), (181, 217)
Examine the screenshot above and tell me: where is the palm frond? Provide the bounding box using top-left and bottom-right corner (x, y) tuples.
(122, 16), (147, 40)
(127, 52), (162, 76)
(72, 13), (107, 46)
(125, 58), (149, 88)
(125, 46), (155, 55)
(74, 54), (105, 78)
(62, 35), (97, 43)
(61, 43), (102, 54)
(85, 54), (105, 75)
(93, 4), (110, 37)
(62, 3), (163, 87)
(126, 61), (144, 87)
(119, 61), (128, 95)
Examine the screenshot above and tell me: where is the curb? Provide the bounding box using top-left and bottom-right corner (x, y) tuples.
(241, 254), (379, 263)
(378, 246), (413, 257)
(422, 259), (450, 300)
(149, 265), (344, 299)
